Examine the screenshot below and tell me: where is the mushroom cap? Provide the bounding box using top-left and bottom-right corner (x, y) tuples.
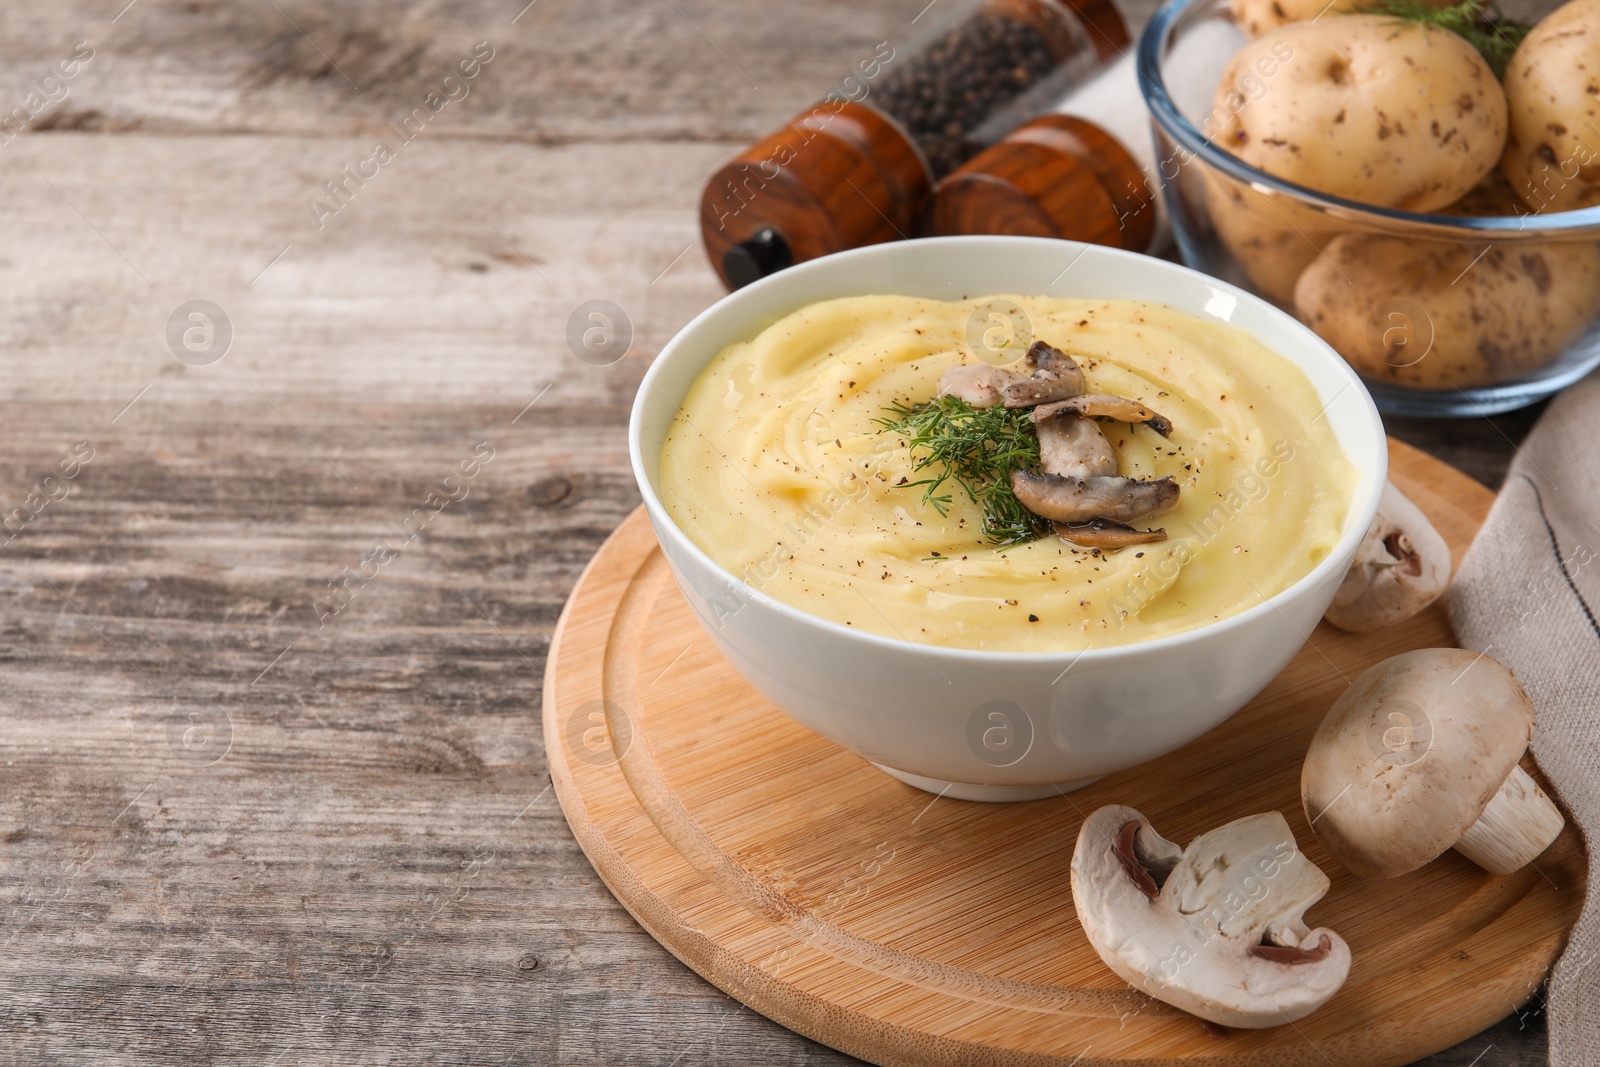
(1002, 342), (1085, 408)
(1055, 518), (1167, 550)
(1010, 470), (1180, 524)
(1301, 648), (1536, 878)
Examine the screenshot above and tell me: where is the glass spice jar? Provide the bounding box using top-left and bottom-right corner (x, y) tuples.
(700, 0), (1127, 290)
(870, 0), (1124, 179)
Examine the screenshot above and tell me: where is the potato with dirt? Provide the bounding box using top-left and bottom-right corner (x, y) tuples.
(1294, 176), (1600, 388)
(1502, 0), (1600, 213)
(1204, 174), (1334, 307)
(1207, 14), (1509, 309)
(1227, 0), (1451, 40)
(1296, 240), (1600, 388)
(1210, 15), (1508, 210)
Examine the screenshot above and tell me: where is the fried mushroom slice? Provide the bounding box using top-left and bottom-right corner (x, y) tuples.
(937, 363), (1025, 409)
(1036, 414), (1168, 550)
(1056, 519), (1168, 550)
(1035, 394), (1174, 438)
(1002, 341), (1087, 408)
(1037, 412), (1117, 482)
(1011, 470), (1180, 524)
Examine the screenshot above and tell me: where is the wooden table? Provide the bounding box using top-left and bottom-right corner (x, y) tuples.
(0, 1), (1552, 1064)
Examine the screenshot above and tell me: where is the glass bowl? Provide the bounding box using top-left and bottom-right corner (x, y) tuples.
(1135, 0), (1600, 416)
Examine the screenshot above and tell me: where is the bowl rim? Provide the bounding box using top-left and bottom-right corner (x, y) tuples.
(1135, 0), (1600, 241)
(628, 235), (1388, 665)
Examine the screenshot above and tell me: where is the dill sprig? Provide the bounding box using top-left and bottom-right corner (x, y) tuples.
(1364, 0), (1531, 78)
(874, 396), (1053, 546)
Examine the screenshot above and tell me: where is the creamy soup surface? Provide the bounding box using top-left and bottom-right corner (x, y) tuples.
(658, 295), (1358, 652)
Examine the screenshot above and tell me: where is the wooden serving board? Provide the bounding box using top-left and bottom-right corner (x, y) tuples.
(543, 437), (1585, 1067)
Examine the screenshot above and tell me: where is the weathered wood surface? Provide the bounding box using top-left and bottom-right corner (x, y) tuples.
(0, 0), (1547, 1065)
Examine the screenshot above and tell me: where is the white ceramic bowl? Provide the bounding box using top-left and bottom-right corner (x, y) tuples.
(630, 236), (1386, 801)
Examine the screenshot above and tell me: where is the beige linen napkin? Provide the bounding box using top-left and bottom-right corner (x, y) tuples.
(1448, 376), (1600, 1066)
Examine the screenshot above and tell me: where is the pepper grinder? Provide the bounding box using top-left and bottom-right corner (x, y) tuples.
(933, 113), (1157, 252)
(700, 0), (1129, 290)
(933, 27), (1251, 253)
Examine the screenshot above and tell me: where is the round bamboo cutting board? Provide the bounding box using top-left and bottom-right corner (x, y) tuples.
(544, 438), (1585, 1067)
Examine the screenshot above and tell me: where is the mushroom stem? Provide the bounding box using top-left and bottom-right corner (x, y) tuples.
(1452, 765), (1565, 876)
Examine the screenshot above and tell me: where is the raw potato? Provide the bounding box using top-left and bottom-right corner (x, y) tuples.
(1228, 0), (1450, 39)
(1211, 16), (1508, 211)
(1205, 172), (1335, 307)
(1449, 168), (1531, 218)
(1294, 230), (1600, 389)
(1228, 0), (1344, 39)
(1502, 0), (1600, 213)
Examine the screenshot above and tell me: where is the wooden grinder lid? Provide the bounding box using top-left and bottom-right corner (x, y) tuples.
(700, 101), (932, 290)
(933, 114), (1158, 253)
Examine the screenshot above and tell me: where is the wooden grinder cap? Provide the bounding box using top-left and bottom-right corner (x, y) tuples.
(700, 101), (931, 290)
(933, 115), (1158, 253)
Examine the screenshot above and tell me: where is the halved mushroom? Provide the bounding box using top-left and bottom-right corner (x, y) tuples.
(1035, 394), (1174, 437)
(1002, 341), (1087, 408)
(1037, 412), (1117, 482)
(1072, 804), (1351, 1029)
(937, 363), (1025, 409)
(1011, 470), (1179, 524)
(1323, 482), (1451, 632)
(1056, 519), (1168, 549)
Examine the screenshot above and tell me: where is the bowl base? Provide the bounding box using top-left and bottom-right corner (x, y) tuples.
(871, 763), (1102, 802)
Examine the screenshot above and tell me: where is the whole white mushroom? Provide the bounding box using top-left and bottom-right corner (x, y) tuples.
(1302, 648), (1565, 878)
